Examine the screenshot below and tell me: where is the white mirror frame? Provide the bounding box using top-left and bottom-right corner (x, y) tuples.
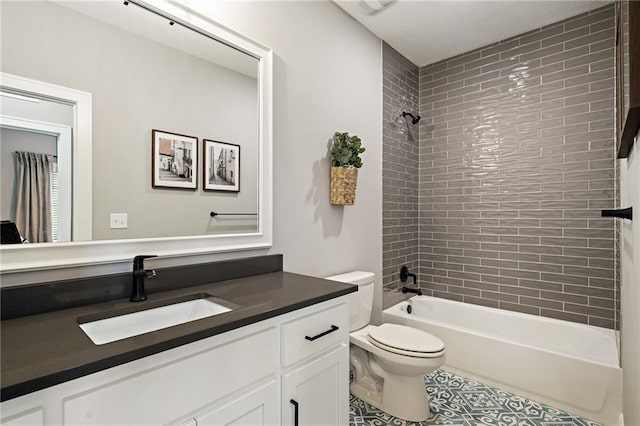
(0, 0), (273, 273)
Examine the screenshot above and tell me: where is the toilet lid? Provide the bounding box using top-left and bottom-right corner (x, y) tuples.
(368, 324), (444, 355)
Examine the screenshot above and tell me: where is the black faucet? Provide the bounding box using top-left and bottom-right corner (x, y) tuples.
(400, 265), (422, 295)
(401, 286), (423, 296)
(131, 255), (157, 302)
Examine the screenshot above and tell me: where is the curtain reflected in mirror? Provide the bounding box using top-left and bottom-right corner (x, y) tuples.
(14, 151), (54, 243)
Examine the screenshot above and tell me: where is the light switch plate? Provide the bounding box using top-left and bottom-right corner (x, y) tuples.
(110, 213), (128, 229)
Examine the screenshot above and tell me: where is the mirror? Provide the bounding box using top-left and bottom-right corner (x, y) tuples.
(0, 0), (273, 272)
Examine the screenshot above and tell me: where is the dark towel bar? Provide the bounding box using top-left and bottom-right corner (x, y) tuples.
(210, 211), (258, 218)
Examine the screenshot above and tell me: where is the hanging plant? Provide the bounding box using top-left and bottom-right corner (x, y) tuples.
(331, 132), (365, 168)
(329, 132), (365, 205)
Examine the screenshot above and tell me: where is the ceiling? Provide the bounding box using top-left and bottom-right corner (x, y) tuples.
(334, 0), (611, 67)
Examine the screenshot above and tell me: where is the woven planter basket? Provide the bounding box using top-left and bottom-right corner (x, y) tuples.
(330, 166), (358, 205)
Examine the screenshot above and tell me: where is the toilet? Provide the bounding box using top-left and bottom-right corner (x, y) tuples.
(326, 271), (445, 422)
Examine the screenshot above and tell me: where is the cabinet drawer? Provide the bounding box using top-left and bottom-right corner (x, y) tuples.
(281, 303), (348, 367)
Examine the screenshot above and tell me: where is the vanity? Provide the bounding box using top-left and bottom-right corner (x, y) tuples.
(1, 255), (356, 425)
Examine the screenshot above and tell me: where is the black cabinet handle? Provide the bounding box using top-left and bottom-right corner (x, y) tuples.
(305, 325), (339, 341)
(290, 399), (299, 426)
(601, 207), (632, 220)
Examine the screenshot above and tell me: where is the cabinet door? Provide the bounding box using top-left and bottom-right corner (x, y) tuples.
(196, 380), (279, 426)
(282, 345), (349, 426)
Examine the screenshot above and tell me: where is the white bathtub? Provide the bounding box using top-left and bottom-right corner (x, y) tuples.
(383, 296), (622, 426)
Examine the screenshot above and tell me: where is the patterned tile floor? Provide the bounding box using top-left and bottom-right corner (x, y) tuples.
(349, 369), (601, 426)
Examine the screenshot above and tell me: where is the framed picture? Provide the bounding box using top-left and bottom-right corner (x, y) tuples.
(152, 130), (198, 190)
(203, 139), (240, 192)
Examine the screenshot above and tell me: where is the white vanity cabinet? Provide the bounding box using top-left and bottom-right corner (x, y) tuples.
(0, 296), (350, 426)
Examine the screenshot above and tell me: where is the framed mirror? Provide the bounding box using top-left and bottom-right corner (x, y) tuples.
(0, 0), (272, 272)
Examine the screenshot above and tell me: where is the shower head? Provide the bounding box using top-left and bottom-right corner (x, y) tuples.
(402, 111), (421, 125)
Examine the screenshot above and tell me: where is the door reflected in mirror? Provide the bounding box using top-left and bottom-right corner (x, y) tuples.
(0, 0), (260, 244)
(0, 106), (73, 243)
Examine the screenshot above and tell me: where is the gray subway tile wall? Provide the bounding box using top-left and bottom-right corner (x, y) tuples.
(417, 5), (618, 328)
(382, 42), (420, 309)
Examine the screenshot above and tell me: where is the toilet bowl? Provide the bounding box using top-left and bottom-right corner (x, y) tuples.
(350, 324), (445, 421)
(325, 271), (446, 422)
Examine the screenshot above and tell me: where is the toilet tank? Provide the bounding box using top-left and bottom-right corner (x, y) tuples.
(325, 271), (375, 332)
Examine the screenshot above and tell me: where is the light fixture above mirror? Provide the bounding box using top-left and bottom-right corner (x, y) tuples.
(0, 0), (273, 272)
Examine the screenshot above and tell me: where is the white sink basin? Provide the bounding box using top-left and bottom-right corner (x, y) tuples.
(79, 298), (233, 345)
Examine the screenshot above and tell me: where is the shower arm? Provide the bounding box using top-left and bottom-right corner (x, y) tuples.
(402, 111), (421, 125)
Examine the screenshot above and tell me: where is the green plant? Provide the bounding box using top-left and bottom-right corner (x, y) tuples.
(331, 132), (365, 168)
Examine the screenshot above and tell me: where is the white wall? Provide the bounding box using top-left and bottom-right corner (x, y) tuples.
(621, 129), (640, 425)
(0, 2), (384, 321)
(179, 0), (384, 321)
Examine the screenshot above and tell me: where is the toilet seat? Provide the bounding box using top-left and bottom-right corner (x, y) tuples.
(368, 324), (444, 358)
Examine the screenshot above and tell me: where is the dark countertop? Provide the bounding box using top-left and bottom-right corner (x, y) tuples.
(0, 271), (356, 402)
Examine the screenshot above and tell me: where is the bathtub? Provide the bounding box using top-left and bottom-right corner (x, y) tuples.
(383, 296), (622, 426)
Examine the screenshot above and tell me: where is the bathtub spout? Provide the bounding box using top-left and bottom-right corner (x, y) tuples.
(401, 286), (422, 296)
